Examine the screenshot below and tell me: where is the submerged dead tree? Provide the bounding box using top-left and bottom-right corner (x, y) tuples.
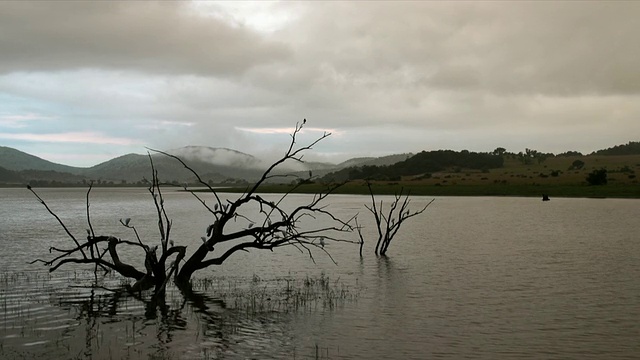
(30, 121), (356, 294)
(358, 182), (433, 256)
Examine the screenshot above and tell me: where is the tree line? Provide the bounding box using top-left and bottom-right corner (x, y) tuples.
(324, 150), (504, 181)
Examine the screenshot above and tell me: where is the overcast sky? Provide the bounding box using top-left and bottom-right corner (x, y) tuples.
(1, 1), (639, 167)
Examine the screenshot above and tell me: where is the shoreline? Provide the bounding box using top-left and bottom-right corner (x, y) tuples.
(200, 183), (640, 199)
(4, 183), (638, 199)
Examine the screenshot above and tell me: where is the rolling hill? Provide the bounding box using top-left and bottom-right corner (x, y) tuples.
(0, 146), (411, 186)
(0, 146), (81, 173)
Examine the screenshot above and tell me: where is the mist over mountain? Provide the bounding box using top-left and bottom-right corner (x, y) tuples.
(0, 145), (402, 185)
(81, 150), (265, 184)
(167, 146), (260, 169)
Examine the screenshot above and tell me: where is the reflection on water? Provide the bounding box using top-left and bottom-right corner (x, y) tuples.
(0, 270), (352, 359)
(2, 189), (640, 359)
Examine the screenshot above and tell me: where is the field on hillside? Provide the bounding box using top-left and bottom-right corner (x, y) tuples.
(223, 154), (640, 198)
(403, 154), (640, 187)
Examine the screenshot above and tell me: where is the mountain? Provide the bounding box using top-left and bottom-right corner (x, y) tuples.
(82, 148), (266, 183)
(0, 145), (424, 186)
(0, 146), (82, 173)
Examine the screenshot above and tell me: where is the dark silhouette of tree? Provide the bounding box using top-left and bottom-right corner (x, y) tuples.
(586, 168), (608, 185)
(29, 121), (357, 294)
(569, 159), (585, 170)
(492, 147), (506, 156)
(325, 150), (503, 182)
(557, 151), (583, 157)
(592, 141), (640, 155)
(356, 182), (433, 256)
(517, 151), (533, 165)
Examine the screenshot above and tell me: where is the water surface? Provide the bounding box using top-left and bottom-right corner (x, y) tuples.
(1, 188), (639, 359)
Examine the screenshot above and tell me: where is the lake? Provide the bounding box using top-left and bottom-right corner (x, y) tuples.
(1, 188), (639, 359)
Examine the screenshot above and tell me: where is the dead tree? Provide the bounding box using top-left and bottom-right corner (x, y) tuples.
(357, 182), (433, 256)
(29, 121), (356, 294)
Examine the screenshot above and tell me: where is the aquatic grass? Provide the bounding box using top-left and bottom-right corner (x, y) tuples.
(190, 272), (361, 315)
(1, 270), (358, 359)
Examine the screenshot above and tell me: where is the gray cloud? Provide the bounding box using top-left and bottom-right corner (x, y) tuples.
(259, 2), (640, 97)
(1, 1), (639, 166)
(0, 2), (290, 76)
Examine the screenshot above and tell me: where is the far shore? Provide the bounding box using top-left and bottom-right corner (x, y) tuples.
(3, 182), (638, 199)
(199, 182), (640, 199)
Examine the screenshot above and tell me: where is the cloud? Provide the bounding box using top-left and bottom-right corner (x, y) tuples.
(0, 2), (291, 76)
(260, 2), (640, 98)
(0, 113), (55, 128)
(236, 126), (339, 135)
(0, 1), (638, 167)
(0, 132), (139, 145)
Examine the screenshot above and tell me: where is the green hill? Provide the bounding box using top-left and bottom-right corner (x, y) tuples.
(324, 150), (503, 181)
(592, 141), (640, 156)
(0, 166), (22, 183)
(0, 146), (83, 173)
(82, 152), (265, 184)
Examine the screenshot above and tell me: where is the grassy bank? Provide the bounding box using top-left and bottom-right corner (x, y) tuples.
(211, 153), (639, 199)
(217, 182), (638, 199)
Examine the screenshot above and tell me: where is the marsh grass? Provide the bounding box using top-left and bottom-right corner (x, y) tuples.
(1, 270), (358, 359)
(191, 272), (361, 315)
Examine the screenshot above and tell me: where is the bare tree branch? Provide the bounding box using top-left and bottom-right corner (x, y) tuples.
(30, 120), (357, 293)
(362, 181), (434, 256)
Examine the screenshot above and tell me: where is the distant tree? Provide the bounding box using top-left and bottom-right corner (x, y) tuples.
(517, 150), (533, 165)
(492, 147), (506, 156)
(569, 159), (585, 170)
(522, 148), (551, 164)
(357, 182), (433, 256)
(586, 168), (608, 185)
(593, 141), (640, 155)
(557, 151), (583, 157)
(537, 152), (554, 164)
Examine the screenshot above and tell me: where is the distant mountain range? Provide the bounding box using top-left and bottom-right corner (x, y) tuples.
(0, 145), (412, 186)
(1, 141), (638, 186)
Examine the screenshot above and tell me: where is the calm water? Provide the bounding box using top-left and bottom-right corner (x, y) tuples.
(1, 188), (639, 359)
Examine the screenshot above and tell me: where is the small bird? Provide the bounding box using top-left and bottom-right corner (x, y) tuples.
(303, 118), (306, 124)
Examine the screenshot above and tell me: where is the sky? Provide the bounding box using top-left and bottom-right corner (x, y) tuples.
(1, 1), (639, 167)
